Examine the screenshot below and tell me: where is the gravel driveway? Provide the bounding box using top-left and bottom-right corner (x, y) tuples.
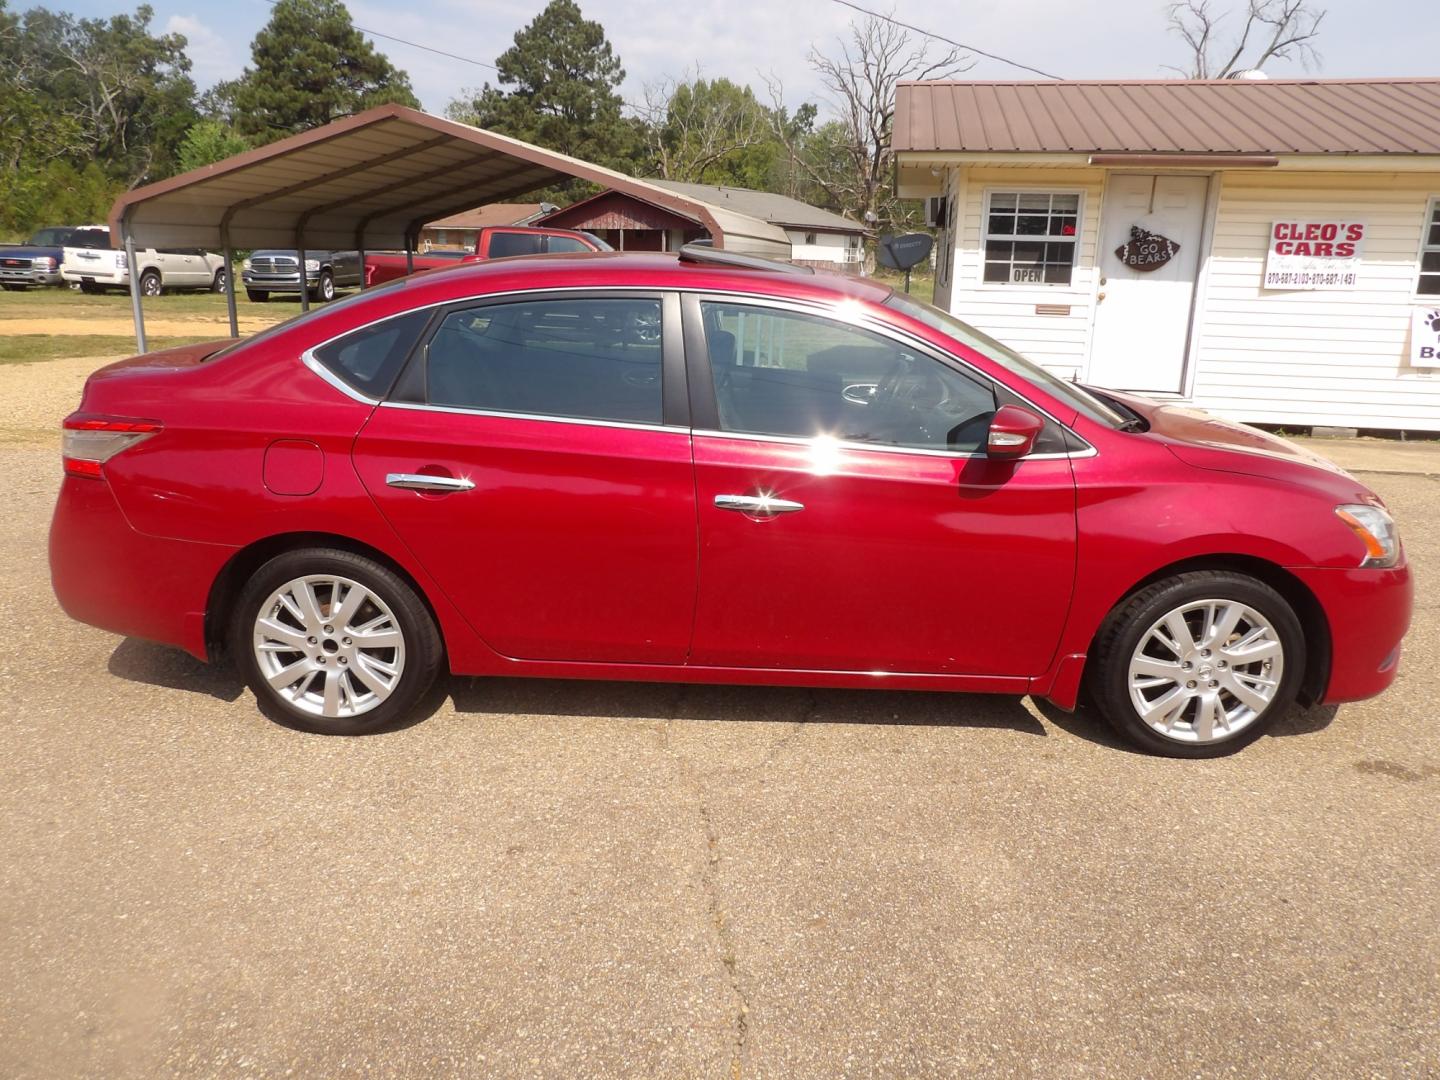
(1, 354), (1436, 1078)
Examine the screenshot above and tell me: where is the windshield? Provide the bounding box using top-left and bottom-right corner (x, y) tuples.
(884, 291), (1129, 429)
(30, 227), (77, 246)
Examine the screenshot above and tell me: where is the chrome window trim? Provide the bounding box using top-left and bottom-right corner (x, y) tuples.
(301, 350), (379, 405)
(689, 290), (1097, 458)
(691, 427), (1094, 461)
(379, 399), (688, 435)
(289, 281), (1096, 456)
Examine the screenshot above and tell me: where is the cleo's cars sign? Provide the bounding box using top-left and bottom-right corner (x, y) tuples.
(1264, 221), (1365, 290)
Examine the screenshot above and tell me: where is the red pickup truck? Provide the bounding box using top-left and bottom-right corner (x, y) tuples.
(364, 225), (610, 285)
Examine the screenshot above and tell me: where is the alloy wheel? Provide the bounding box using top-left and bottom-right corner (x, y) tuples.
(1126, 598), (1285, 744)
(141, 273), (161, 296)
(252, 574), (406, 719)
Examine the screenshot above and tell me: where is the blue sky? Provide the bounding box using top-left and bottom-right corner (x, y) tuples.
(53, 0), (1440, 115)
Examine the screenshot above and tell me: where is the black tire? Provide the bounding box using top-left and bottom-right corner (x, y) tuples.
(139, 269), (162, 297)
(230, 548), (444, 735)
(211, 268), (227, 293)
(79, 281), (102, 294)
(1087, 570), (1305, 758)
(0, 283), (24, 292)
(313, 270), (335, 302)
(246, 289), (269, 303)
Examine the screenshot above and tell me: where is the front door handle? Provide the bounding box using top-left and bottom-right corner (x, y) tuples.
(714, 494), (804, 515)
(386, 472), (475, 492)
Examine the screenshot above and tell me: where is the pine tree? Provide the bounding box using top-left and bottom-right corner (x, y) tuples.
(229, 0), (418, 142)
(446, 0), (639, 174)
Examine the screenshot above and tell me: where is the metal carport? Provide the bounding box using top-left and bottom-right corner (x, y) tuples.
(107, 104), (791, 350)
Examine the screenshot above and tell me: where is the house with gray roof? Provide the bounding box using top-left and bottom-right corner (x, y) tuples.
(537, 181), (866, 271)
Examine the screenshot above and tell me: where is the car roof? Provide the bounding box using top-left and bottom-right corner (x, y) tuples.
(396, 251), (895, 308)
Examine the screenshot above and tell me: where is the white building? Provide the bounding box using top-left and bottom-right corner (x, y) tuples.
(894, 77), (1440, 432)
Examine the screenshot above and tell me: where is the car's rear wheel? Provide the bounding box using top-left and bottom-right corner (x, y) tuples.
(231, 549), (443, 735)
(139, 269), (162, 296)
(211, 268), (227, 293)
(1088, 571), (1304, 757)
(79, 281), (103, 294)
(246, 289), (269, 302)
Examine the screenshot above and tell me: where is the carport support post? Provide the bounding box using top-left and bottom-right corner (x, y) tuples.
(122, 221), (147, 353)
(405, 235), (414, 276)
(222, 234), (239, 337)
(357, 245), (366, 290)
(297, 240), (310, 313)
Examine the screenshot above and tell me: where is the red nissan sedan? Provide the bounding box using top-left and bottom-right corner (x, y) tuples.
(50, 247), (1411, 756)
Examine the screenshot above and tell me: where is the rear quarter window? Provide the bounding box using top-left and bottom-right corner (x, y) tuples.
(310, 310), (430, 397)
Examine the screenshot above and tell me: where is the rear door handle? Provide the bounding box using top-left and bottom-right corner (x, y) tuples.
(714, 494), (804, 515)
(386, 472), (475, 492)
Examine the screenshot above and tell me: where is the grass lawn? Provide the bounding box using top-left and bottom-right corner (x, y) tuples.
(0, 335), (214, 364)
(870, 268), (936, 306)
(0, 286), (305, 324)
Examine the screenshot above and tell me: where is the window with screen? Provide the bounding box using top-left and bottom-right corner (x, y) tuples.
(1420, 199), (1440, 296)
(487, 231), (545, 258)
(701, 302), (997, 453)
(311, 310), (430, 396)
(984, 192), (1080, 286)
(425, 297), (663, 424)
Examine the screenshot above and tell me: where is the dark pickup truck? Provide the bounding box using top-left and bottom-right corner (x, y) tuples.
(241, 249), (363, 302)
(0, 226), (104, 290)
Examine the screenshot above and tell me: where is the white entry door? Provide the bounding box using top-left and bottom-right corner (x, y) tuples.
(1088, 174), (1209, 394)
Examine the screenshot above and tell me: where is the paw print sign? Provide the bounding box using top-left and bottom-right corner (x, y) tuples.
(1115, 225), (1180, 272)
(1411, 308), (1440, 365)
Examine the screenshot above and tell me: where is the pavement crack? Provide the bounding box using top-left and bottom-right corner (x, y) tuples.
(659, 688), (752, 1076)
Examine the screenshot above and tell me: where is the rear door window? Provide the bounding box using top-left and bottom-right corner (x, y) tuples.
(545, 235), (591, 253)
(311, 310), (430, 397)
(424, 297), (663, 425)
(486, 231), (545, 258)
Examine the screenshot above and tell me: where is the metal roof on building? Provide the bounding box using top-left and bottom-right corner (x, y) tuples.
(652, 181), (866, 233)
(425, 204), (545, 229)
(893, 78), (1440, 156)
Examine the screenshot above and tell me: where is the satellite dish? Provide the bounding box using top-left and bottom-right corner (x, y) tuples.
(877, 233), (933, 271)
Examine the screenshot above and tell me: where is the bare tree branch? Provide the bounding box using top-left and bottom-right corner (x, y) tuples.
(1167, 0), (1324, 78)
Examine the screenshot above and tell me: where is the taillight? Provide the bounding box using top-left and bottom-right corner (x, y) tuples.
(62, 414), (161, 480)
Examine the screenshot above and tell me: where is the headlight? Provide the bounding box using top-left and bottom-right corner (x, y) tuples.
(1336, 504), (1400, 568)
(242, 258), (252, 270)
(34, 256), (56, 270)
(304, 259), (320, 272)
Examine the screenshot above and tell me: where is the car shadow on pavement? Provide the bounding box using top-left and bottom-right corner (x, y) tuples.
(107, 638), (245, 703)
(1033, 697), (1340, 755)
(448, 677), (1048, 737)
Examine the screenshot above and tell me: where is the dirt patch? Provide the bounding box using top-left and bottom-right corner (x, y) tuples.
(4, 316), (271, 337)
(0, 353), (124, 447)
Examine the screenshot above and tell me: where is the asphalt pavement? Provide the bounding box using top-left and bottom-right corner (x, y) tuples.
(2, 443), (1437, 1078)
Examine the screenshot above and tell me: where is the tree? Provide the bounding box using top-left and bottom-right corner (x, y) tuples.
(446, 0), (640, 177)
(177, 119), (251, 173)
(15, 3), (197, 183)
(638, 73), (781, 187)
(228, 0), (418, 142)
(767, 15), (970, 233)
(1166, 0), (1325, 78)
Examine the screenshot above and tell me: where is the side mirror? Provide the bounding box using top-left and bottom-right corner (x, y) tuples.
(986, 404), (1046, 459)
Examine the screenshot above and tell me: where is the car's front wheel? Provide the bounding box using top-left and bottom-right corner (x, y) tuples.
(1088, 571), (1304, 757)
(231, 549), (444, 734)
(313, 270), (335, 302)
(246, 289), (269, 302)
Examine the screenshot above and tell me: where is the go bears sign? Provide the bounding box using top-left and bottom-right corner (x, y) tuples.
(1264, 220), (1366, 290)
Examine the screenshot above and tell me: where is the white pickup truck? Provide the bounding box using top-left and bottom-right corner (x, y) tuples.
(61, 229), (229, 295)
